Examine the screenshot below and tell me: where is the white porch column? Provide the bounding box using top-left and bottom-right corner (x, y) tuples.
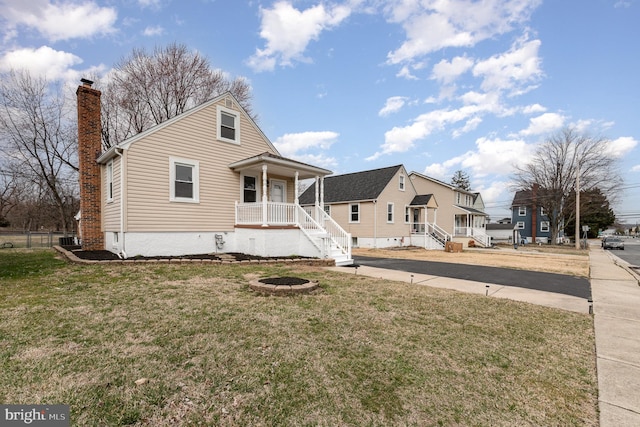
(262, 165), (268, 227)
(294, 171), (299, 225)
(320, 176), (324, 211)
(314, 175), (319, 208)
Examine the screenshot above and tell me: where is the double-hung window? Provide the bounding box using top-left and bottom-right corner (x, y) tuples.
(217, 105), (240, 144)
(349, 203), (360, 223)
(516, 221), (525, 229)
(518, 206), (526, 216)
(170, 157), (199, 203)
(243, 175), (257, 203)
(399, 174), (405, 191)
(540, 221), (550, 232)
(387, 202), (394, 223)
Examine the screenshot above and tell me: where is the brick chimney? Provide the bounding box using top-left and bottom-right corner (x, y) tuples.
(77, 78), (104, 250)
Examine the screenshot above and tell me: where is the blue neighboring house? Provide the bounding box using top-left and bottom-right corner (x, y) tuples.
(511, 186), (555, 244)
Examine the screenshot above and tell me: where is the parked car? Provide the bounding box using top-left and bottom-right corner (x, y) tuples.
(603, 237), (624, 250)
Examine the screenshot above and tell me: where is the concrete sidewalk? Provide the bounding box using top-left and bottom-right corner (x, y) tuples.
(590, 247), (640, 426)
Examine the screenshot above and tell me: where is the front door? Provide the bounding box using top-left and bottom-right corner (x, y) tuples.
(270, 180), (286, 203)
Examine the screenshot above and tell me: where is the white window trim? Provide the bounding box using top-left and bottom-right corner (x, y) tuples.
(106, 160), (114, 203)
(518, 206), (526, 216)
(169, 157), (199, 203)
(399, 174), (405, 191)
(324, 205), (331, 216)
(216, 105), (240, 145)
(540, 206), (546, 216)
(516, 221), (525, 229)
(349, 203), (360, 223)
(387, 202), (394, 223)
(241, 174), (260, 203)
(540, 221), (550, 232)
(404, 206), (410, 224)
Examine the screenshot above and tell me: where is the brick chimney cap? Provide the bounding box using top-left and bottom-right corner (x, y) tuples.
(80, 78), (94, 87)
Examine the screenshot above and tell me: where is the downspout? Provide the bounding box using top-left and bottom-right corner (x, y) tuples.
(115, 148), (127, 259)
(373, 199), (377, 248)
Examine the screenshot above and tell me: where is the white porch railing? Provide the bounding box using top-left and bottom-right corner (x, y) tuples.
(235, 202), (352, 263)
(235, 201), (297, 225)
(411, 222), (451, 249)
(313, 206), (351, 259)
(454, 226), (490, 247)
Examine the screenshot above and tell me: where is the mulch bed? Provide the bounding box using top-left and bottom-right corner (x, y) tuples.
(258, 277), (310, 286)
(60, 246), (310, 262)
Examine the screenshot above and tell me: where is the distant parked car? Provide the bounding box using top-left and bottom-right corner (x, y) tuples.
(603, 237), (624, 250)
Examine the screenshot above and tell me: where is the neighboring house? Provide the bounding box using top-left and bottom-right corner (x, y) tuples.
(298, 165), (446, 249)
(409, 172), (490, 247)
(76, 79), (352, 265)
(511, 185), (554, 244)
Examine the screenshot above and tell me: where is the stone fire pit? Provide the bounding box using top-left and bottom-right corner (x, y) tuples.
(249, 276), (319, 295)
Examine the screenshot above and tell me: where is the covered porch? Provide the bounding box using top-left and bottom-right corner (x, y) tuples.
(453, 205), (490, 247)
(228, 152), (352, 265)
(408, 194), (451, 249)
(229, 152), (330, 227)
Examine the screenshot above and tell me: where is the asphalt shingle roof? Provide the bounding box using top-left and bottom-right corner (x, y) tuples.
(299, 165), (403, 205)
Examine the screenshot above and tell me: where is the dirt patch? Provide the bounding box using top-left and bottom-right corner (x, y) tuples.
(353, 246), (590, 277)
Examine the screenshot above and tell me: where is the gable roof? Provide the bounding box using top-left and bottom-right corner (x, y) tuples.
(299, 165), (404, 205)
(97, 91), (276, 164)
(511, 189), (532, 207)
(410, 194), (435, 206)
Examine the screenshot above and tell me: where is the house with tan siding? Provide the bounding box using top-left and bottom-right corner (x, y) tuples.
(76, 79), (352, 264)
(409, 171), (489, 247)
(299, 165), (447, 249)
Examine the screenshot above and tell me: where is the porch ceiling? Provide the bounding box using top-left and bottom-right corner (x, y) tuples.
(229, 152), (332, 179)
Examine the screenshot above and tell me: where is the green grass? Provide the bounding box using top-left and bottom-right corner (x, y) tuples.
(0, 249), (598, 426)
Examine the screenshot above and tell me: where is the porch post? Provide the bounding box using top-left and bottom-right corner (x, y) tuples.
(262, 165), (268, 227)
(294, 171), (299, 225)
(314, 175), (320, 220)
(320, 176), (325, 212)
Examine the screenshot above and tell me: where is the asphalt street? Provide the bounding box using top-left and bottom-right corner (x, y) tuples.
(352, 255), (591, 299)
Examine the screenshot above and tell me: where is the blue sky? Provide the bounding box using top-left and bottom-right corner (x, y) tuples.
(1, 0), (639, 224)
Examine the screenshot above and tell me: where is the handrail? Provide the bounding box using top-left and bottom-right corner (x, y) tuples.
(314, 206), (351, 259)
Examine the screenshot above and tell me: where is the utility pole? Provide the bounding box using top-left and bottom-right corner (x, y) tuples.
(575, 164), (580, 249)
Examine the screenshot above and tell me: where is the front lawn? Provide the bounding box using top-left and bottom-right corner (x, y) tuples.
(0, 250), (598, 426)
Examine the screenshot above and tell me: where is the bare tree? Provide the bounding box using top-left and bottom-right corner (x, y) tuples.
(512, 127), (623, 244)
(0, 70), (78, 233)
(99, 42), (255, 148)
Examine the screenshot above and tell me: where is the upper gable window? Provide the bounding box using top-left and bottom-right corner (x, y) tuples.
(518, 206), (526, 216)
(399, 174), (405, 191)
(217, 105), (240, 144)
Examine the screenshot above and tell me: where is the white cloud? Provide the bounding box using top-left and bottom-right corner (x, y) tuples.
(385, 0), (542, 64)
(632, 165), (640, 172)
(522, 103), (546, 114)
(519, 112), (565, 136)
(143, 25), (164, 36)
(0, 46), (82, 80)
(431, 56), (474, 85)
(247, 1), (351, 72)
(473, 37), (543, 96)
(605, 136), (638, 158)
(378, 96), (408, 117)
(273, 131), (339, 157)
(0, 0), (117, 42)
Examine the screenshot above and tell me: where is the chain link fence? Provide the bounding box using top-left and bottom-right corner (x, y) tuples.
(0, 231), (77, 249)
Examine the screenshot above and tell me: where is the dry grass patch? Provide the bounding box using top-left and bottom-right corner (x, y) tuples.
(0, 250), (597, 426)
(354, 245), (589, 277)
